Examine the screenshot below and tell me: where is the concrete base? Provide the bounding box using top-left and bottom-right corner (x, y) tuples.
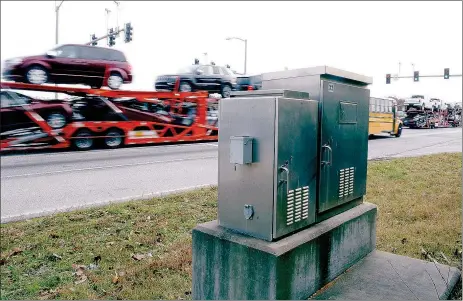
(309, 250), (462, 300)
(192, 203), (377, 300)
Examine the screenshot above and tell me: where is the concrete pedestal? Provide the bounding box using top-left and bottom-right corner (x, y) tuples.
(192, 203), (377, 300)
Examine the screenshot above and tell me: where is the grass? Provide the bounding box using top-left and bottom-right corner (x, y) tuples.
(1, 153), (462, 300)
(367, 153), (462, 268)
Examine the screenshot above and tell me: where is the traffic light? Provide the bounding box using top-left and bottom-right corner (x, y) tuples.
(413, 71), (419, 82)
(108, 28), (116, 47)
(444, 68), (450, 79)
(124, 22), (133, 43)
(91, 34), (97, 46)
(386, 73), (391, 84)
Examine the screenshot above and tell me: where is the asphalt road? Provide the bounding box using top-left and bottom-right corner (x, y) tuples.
(1, 128), (461, 223)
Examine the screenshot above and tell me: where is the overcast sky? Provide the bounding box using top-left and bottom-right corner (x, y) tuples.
(1, 1), (462, 102)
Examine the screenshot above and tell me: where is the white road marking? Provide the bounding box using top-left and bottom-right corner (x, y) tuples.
(0, 141), (218, 159)
(1, 155), (218, 179)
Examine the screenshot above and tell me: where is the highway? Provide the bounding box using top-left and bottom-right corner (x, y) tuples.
(1, 128), (461, 223)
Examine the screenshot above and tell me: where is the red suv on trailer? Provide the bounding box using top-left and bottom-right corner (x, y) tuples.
(1, 90), (74, 134)
(2, 44), (132, 90)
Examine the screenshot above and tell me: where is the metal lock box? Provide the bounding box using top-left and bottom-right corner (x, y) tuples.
(229, 136), (253, 165)
(218, 90), (319, 241)
(260, 66), (373, 214)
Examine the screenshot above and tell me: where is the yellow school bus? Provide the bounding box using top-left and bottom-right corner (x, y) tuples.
(369, 97), (403, 138)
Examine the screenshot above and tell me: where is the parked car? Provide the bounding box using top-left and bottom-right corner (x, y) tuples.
(154, 61), (238, 98)
(2, 44), (132, 90)
(1, 90), (73, 135)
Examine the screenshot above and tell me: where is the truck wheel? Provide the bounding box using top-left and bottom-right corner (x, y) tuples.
(394, 124), (403, 137)
(46, 112), (67, 129)
(72, 129), (94, 151)
(104, 128), (124, 149)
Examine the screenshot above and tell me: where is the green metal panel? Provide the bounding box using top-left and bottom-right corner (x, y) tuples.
(274, 97), (319, 238)
(318, 81), (370, 213)
(339, 102), (358, 124)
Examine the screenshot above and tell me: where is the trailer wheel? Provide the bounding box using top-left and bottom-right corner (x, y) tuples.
(72, 129), (94, 151)
(104, 128), (124, 149)
(394, 124), (403, 137)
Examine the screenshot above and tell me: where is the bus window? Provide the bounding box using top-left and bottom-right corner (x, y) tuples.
(370, 98), (375, 112)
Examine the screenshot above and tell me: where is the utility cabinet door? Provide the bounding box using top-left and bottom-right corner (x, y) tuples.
(217, 97), (277, 241)
(318, 81), (370, 213)
(273, 98), (318, 239)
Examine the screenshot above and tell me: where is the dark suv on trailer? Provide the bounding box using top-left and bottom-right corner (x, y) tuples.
(2, 44), (132, 90)
(154, 61), (238, 98)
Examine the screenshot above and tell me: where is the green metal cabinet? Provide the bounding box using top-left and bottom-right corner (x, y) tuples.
(318, 80), (370, 212)
(261, 66), (372, 216)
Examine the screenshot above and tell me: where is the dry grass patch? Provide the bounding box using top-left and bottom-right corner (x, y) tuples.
(1, 153), (461, 300)
(1, 187), (217, 300)
(366, 153), (462, 269)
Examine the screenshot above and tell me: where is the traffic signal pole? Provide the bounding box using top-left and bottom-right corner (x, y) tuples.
(386, 69), (462, 84)
(393, 74), (462, 79)
(86, 23), (132, 47)
(85, 29), (124, 46)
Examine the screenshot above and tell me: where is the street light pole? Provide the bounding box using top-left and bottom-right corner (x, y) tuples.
(55, 0), (64, 45)
(244, 39), (247, 75)
(105, 8), (111, 45)
(55, 0), (64, 98)
(226, 36), (247, 75)
(113, 1), (120, 31)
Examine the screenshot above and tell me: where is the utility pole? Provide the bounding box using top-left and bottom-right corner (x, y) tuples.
(398, 61), (401, 76)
